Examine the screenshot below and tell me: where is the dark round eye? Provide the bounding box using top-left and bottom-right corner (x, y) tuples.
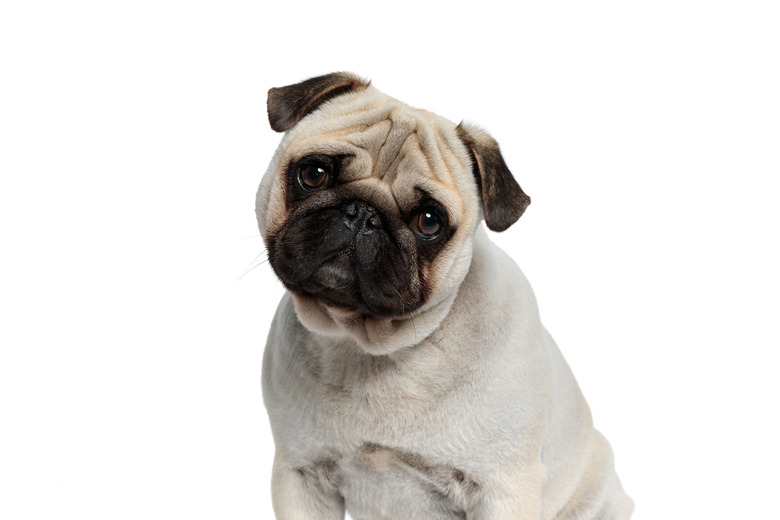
(299, 163), (330, 190)
(413, 209), (442, 238)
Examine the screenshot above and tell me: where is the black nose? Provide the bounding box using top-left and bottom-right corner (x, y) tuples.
(342, 201), (383, 229)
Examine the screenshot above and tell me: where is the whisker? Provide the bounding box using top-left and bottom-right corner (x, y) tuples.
(233, 249), (272, 286)
(393, 288), (419, 344)
(410, 313), (418, 344)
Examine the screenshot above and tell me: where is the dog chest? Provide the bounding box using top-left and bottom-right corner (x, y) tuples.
(293, 442), (476, 520)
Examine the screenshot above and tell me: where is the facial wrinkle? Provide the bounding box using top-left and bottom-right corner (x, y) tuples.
(432, 124), (463, 185)
(330, 99), (392, 123)
(376, 112), (418, 180)
(330, 119), (391, 141)
(412, 115), (447, 185)
(385, 131), (422, 187)
(344, 118), (392, 163)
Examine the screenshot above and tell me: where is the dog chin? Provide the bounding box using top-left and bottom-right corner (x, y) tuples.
(290, 261), (411, 319)
(288, 290), (450, 355)
(307, 253), (355, 291)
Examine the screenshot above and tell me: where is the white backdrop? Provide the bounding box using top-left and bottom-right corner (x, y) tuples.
(1, 1), (778, 519)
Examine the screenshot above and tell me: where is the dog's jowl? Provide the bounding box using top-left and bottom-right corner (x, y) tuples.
(256, 72), (633, 520)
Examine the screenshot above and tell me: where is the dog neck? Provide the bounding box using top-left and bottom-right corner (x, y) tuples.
(289, 227), (488, 355)
(290, 286), (459, 355)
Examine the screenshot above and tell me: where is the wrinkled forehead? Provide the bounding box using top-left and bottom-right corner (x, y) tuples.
(279, 90), (474, 219)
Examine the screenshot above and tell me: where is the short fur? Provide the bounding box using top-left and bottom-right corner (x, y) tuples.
(256, 72), (633, 519)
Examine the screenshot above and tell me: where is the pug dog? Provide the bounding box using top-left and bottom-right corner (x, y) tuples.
(256, 72), (633, 520)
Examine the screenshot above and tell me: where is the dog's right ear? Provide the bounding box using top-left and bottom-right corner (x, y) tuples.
(267, 72), (371, 132)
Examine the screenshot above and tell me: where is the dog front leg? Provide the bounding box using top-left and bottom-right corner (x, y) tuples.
(270, 451), (345, 520)
(467, 463), (545, 520)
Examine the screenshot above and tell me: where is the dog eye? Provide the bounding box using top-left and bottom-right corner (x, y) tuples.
(299, 162), (331, 190)
(412, 209), (442, 238)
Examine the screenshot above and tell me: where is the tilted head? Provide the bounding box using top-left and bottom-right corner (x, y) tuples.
(256, 72), (530, 352)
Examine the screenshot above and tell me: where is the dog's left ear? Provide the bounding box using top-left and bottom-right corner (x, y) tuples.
(267, 72), (371, 132)
(456, 122), (531, 232)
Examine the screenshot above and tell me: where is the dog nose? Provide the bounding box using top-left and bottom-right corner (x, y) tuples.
(342, 201), (383, 228)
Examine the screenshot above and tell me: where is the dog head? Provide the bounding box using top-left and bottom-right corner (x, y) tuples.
(256, 72), (529, 352)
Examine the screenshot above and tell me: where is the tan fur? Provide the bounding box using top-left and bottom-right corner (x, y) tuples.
(257, 74), (633, 519)
(258, 86), (479, 352)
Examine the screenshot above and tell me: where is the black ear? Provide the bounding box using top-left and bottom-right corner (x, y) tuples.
(455, 122), (531, 232)
(267, 72), (371, 132)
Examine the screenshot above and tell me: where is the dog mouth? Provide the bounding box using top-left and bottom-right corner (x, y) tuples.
(309, 252), (354, 289)
(285, 247), (420, 318)
(267, 203), (424, 318)
(300, 252), (372, 311)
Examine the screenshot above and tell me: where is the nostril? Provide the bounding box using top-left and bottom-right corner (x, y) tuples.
(344, 202), (358, 217)
(341, 201), (383, 228)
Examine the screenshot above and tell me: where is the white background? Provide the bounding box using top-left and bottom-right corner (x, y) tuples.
(1, 1), (778, 518)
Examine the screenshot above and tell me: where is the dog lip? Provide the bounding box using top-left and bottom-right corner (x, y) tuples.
(289, 251), (418, 318)
(268, 202), (424, 318)
(309, 252), (355, 290)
